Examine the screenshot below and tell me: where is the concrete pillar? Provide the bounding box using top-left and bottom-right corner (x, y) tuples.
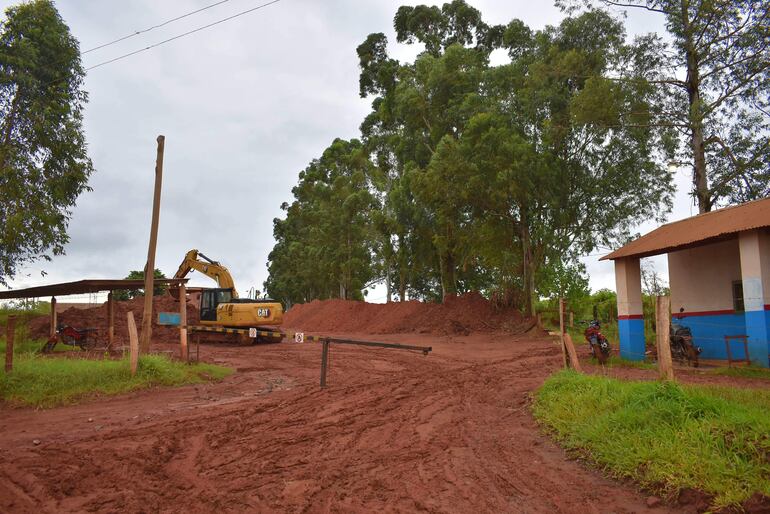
(615, 257), (645, 361)
(739, 229), (770, 368)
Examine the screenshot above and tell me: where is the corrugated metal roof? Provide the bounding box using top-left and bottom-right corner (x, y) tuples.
(601, 197), (770, 261)
(0, 278), (189, 300)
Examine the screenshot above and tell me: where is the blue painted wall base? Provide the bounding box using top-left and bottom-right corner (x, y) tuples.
(618, 318), (645, 361)
(673, 313), (747, 360)
(745, 310), (770, 368)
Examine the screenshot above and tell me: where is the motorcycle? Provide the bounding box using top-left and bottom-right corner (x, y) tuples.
(41, 324), (99, 353)
(669, 315), (702, 367)
(584, 320), (611, 364)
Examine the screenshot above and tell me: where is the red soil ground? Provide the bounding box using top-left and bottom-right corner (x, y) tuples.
(284, 292), (531, 335)
(1, 297), (767, 513)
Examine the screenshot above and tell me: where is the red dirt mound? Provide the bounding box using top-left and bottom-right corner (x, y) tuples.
(26, 295), (198, 346)
(284, 291), (532, 335)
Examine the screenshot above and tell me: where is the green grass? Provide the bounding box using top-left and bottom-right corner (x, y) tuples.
(709, 366), (770, 380)
(533, 371), (770, 510)
(0, 353), (232, 408)
(603, 355), (656, 369)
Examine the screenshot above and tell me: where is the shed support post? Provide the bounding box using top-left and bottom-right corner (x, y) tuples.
(107, 292), (115, 350)
(739, 230), (770, 368)
(615, 258), (645, 361)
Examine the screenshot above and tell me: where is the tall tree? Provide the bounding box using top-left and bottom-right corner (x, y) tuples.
(0, 0), (93, 284)
(265, 139), (377, 305)
(114, 269), (167, 301)
(561, 0), (770, 212)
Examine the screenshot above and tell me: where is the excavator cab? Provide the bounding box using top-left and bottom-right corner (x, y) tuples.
(200, 288), (233, 321)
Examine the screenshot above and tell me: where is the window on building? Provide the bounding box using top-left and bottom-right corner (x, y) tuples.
(732, 281), (744, 312)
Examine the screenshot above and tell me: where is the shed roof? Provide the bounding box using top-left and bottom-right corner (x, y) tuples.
(601, 197), (770, 261)
(0, 278), (189, 300)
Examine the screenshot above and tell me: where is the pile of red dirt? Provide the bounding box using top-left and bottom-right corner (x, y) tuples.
(284, 292), (535, 335)
(26, 295), (198, 346)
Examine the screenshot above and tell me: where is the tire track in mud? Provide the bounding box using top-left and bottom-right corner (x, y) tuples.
(0, 334), (676, 513)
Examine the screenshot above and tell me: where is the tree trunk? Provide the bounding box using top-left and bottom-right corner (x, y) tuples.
(520, 223), (535, 317)
(440, 223), (458, 301)
(386, 265), (392, 303)
(397, 234), (407, 301)
(682, 0), (711, 213)
(441, 250), (457, 301)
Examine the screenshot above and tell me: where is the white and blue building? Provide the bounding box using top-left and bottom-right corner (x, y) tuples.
(603, 198), (770, 367)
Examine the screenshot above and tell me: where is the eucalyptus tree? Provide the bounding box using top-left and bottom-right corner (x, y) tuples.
(357, 1), (499, 300)
(560, 0), (770, 212)
(459, 10), (675, 315)
(265, 139), (377, 305)
(0, 0), (93, 284)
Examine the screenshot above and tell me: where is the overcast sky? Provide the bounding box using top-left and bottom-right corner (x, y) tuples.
(1, 0), (696, 302)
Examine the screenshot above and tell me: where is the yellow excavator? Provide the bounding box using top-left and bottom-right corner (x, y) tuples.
(173, 249), (283, 342)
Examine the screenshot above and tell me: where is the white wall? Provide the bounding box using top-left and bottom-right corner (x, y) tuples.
(668, 238), (742, 313)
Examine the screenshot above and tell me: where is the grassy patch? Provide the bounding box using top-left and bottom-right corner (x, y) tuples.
(0, 353), (232, 408)
(604, 355), (656, 370)
(709, 366), (770, 380)
(533, 371), (770, 510)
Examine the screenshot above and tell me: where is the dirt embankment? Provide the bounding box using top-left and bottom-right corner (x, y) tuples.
(25, 295), (199, 345)
(284, 292), (535, 335)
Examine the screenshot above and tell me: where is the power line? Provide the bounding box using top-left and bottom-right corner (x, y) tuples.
(85, 0), (284, 72)
(83, 0), (235, 54)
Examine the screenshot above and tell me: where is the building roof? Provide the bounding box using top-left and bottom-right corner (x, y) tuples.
(602, 197), (770, 261)
(0, 278), (189, 300)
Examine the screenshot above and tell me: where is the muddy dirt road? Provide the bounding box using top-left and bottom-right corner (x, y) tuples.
(0, 332), (678, 513)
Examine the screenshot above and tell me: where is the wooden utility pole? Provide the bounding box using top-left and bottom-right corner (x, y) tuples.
(140, 135), (165, 353)
(127, 312), (139, 376)
(179, 282), (188, 362)
(5, 315), (16, 373)
(656, 295), (674, 381)
(49, 296), (57, 338)
(559, 297), (568, 368)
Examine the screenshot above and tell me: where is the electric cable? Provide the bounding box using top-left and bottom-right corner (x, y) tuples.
(86, 0), (284, 71)
(83, 0), (235, 54)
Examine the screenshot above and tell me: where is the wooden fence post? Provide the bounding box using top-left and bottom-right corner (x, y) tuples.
(569, 311), (574, 328)
(656, 295), (674, 381)
(563, 333), (583, 372)
(140, 135), (165, 354)
(49, 296), (57, 338)
(320, 340), (330, 387)
(5, 315), (16, 373)
(127, 312), (139, 376)
(559, 298), (568, 368)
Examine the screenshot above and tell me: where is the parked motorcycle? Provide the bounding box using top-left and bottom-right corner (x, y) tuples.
(669, 318), (702, 367)
(41, 324), (99, 353)
(584, 320), (611, 364)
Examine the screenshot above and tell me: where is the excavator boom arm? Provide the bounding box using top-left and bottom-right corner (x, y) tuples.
(173, 249), (239, 298)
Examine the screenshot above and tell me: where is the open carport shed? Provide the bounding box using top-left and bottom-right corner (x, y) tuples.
(603, 197), (770, 367)
(0, 278), (189, 349)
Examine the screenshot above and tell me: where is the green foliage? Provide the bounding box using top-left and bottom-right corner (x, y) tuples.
(560, 0), (770, 212)
(0, 352), (232, 408)
(534, 371), (770, 510)
(0, 0), (94, 284)
(265, 139), (377, 305)
(113, 268), (167, 301)
(268, 1), (682, 310)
